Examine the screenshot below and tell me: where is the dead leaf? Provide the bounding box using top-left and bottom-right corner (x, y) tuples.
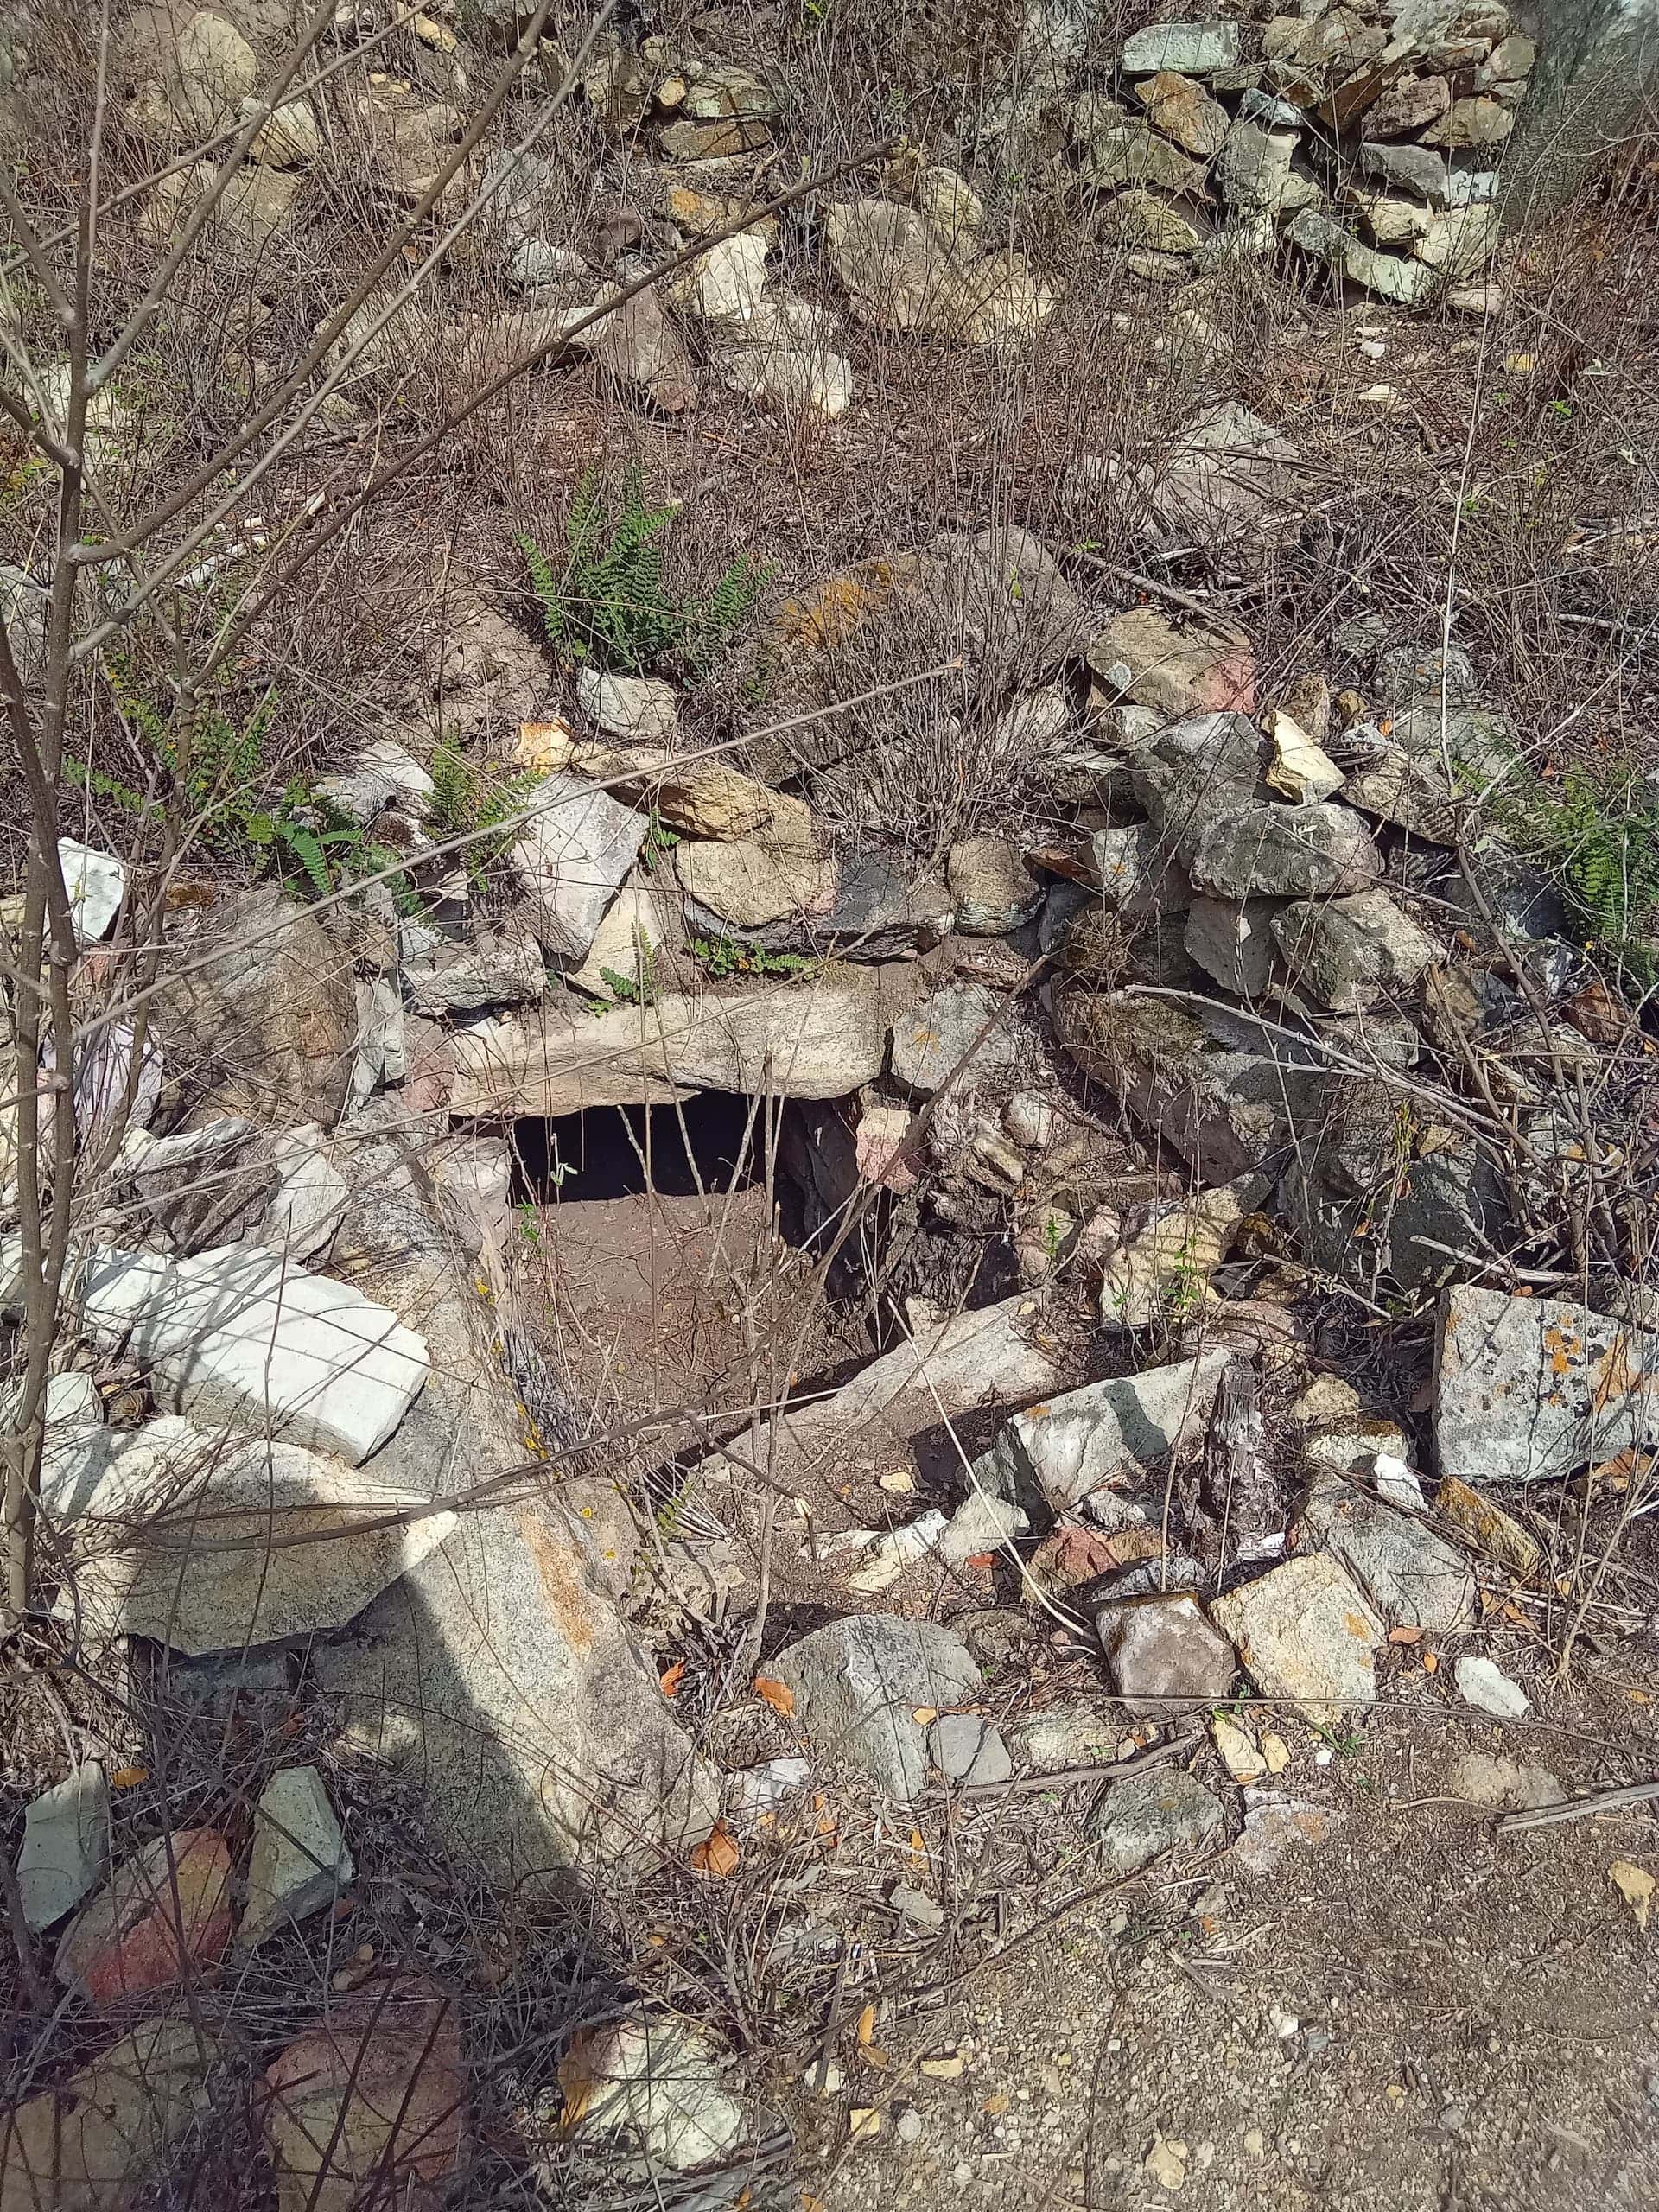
(1611, 1859), (1655, 1931)
(855, 2001), (878, 2048)
(848, 2108), (881, 2143)
(689, 1821), (741, 1878)
(912, 1707), (938, 1726)
(983, 2091), (1011, 2117)
(110, 1765), (148, 1789)
(658, 1659), (686, 1698)
(965, 1552), (997, 1570)
(1388, 1625), (1422, 1645)
(753, 1675), (795, 1717)
(919, 2050), (964, 2080)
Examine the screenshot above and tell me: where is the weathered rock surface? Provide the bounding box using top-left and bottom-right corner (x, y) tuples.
(404, 927), (546, 1014)
(1454, 1653), (1530, 1719)
(46, 1420), (459, 1656)
(562, 2014), (745, 2174)
(16, 1759), (110, 1933)
(929, 1713), (1014, 1785)
(263, 1976), (467, 2212)
(982, 1353), (1229, 1516)
(0, 2018), (228, 2212)
(70, 1247), (429, 1466)
(1085, 1767), (1226, 1875)
(890, 981), (1018, 1096)
(1298, 1475), (1476, 1633)
(1271, 888), (1440, 1011)
(448, 969), (898, 1116)
(54, 1829), (233, 2005)
(772, 1615), (982, 1801)
(1096, 1593), (1237, 1715)
(512, 774), (650, 964)
(1434, 1285), (1659, 1486)
(238, 1766), (354, 1947)
(1210, 1553), (1384, 1721)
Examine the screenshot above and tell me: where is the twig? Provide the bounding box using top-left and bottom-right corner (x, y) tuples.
(1494, 1778), (1659, 1836)
(956, 1731), (1202, 1800)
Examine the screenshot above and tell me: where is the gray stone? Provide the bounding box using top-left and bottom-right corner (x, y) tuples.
(1132, 69), (1232, 156)
(255, 1124), (349, 1264)
(1122, 20), (1242, 74)
(772, 1616), (982, 1801)
(939, 1489), (1026, 1562)
(1434, 1283), (1659, 1486)
(404, 927), (546, 1014)
(1230, 1789), (1344, 1877)
(948, 836), (1042, 934)
(568, 2016), (746, 2172)
(1284, 1141), (1511, 1294)
(1357, 139), (1452, 201)
(929, 1713), (1014, 1785)
(1184, 897), (1282, 1000)
(1298, 1475), (1476, 1633)
(512, 773), (649, 965)
(575, 664), (679, 745)
(1, 2018), (228, 2206)
(1209, 1553), (1384, 1721)
(314, 738), (433, 824)
(1454, 1653), (1530, 1719)
(1190, 800), (1382, 900)
(890, 981), (1018, 1096)
(16, 1760), (110, 1931)
(1095, 188), (1206, 254)
(239, 1765), (353, 1945)
(49, 1419), (460, 1654)
(71, 1245), (429, 1466)
(1270, 888), (1440, 1012)
(981, 1352), (1230, 1516)
(1344, 238), (1440, 306)
(1116, 402), (1306, 562)
(447, 970), (896, 1116)
(1215, 123), (1303, 213)
(1096, 1594), (1237, 1716)
(1006, 1703), (1124, 1770)
(1365, 72), (1452, 137)
(673, 836), (830, 929)
(1084, 1767), (1226, 1875)
(59, 841), (124, 948)
(1421, 94), (1512, 146)
(1076, 116), (1211, 195)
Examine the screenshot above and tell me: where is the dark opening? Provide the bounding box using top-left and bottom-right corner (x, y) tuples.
(512, 1094), (763, 1204)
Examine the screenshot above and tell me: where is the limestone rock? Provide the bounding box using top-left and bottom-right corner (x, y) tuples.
(1421, 95), (1512, 146)
(72, 1247), (429, 1466)
(772, 1616), (982, 1801)
(1184, 896), (1282, 1001)
(1416, 202), (1499, 275)
(1270, 888), (1440, 1012)
(256, 1124), (350, 1264)
(568, 882), (683, 1001)
(1435, 1473), (1541, 1580)
(1211, 1554), (1384, 1721)
(1091, 611), (1255, 718)
(59, 840), (124, 948)
(1076, 112), (1211, 194)
(1364, 73), (1452, 137)
(16, 1760), (110, 1933)
(575, 664), (679, 744)
(512, 773), (649, 964)
(239, 1766), (353, 1946)
(48, 1419), (459, 1654)
(929, 1713), (1014, 1784)
(1132, 70), (1231, 156)
(263, 1976), (467, 2212)
(982, 1351), (1230, 1516)
(889, 981), (1018, 1096)
(1453, 1653), (1529, 1719)
(576, 285), (699, 411)
(824, 199), (958, 333)
(1096, 188), (1205, 253)
(404, 927), (546, 1014)
(673, 836), (830, 928)
(0, 2019), (227, 2210)
(1230, 1789), (1344, 1876)
(1189, 799), (1382, 899)
(1084, 1767), (1226, 1875)
(1096, 1593), (1237, 1715)
(562, 2015), (743, 2173)
(948, 836), (1042, 934)
(1121, 20), (1242, 74)
(448, 970), (893, 1115)
(1298, 1474), (1476, 1633)
(1358, 139), (1452, 202)
(1434, 1284), (1659, 1486)
(1098, 1184), (1253, 1327)
(54, 1830), (232, 2005)
(1113, 403), (1306, 563)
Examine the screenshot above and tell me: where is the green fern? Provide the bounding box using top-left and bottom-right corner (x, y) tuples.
(1499, 760), (1659, 986)
(427, 738), (544, 887)
(518, 466), (770, 679)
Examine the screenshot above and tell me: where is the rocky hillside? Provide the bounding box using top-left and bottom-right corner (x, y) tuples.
(2, 1), (1658, 2208)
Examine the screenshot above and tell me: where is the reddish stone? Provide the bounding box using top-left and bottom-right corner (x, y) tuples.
(54, 1829), (233, 2006)
(1192, 644), (1258, 713)
(262, 1975), (467, 2212)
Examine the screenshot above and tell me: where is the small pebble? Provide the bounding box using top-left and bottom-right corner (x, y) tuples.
(897, 2107), (924, 2145)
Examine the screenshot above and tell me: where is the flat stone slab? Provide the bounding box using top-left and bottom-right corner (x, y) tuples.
(772, 1614), (982, 1801)
(511, 772), (649, 964)
(16, 1759), (110, 1932)
(1298, 1475), (1476, 1634)
(239, 1766), (354, 1946)
(890, 981), (1019, 1096)
(1210, 1553), (1384, 1722)
(982, 1351), (1230, 1515)
(47, 1418), (460, 1655)
(1434, 1284), (1659, 1486)
(73, 1245), (429, 1465)
(447, 970), (896, 1117)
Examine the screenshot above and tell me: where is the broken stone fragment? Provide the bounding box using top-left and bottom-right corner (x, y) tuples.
(1434, 1284), (1659, 1486)
(978, 1351), (1230, 1516)
(889, 980), (1019, 1097)
(559, 2014), (744, 2173)
(1084, 1767), (1226, 1876)
(771, 1615), (982, 1802)
(0, 2018), (230, 2210)
(54, 1829), (233, 2005)
(1270, 887), (1440, 1013)
(264, 1975), (467, 2212)
(16, 1759), (111, 1932)
(1096, 1593), (1237, 1715)
(1297, 1474), (1475, 1634)
(1209, 1552), (1384, 1721)
(238, 1766), (354, 1948)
